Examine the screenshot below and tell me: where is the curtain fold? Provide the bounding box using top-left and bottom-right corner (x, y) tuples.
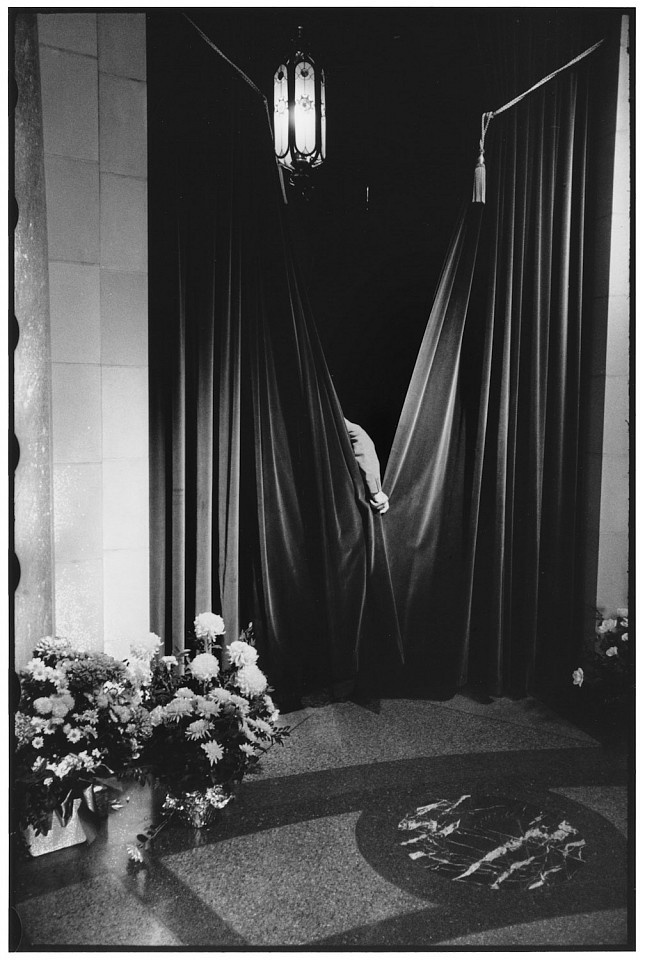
(148, 17), (401, 699)
(149, 12), (606, 702)
(383, 13), (598, 697)
(382, 204), (482, 689)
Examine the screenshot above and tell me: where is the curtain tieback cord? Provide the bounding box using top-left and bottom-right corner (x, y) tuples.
(183, 14), (289, 204)
(472, 38), (604, 204)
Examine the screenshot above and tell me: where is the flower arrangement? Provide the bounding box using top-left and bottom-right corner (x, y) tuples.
(14, 635), (159, 837)
(572, 608), (633, 718)
(134, 616), (288, 806)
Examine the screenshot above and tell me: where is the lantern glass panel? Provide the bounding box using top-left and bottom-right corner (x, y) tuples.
(273, 65), (290, 159)
(294, 59), (317, 155)
(320, 69), (326, 159)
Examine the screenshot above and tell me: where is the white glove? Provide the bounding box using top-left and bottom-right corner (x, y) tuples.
(369, 491), (389, 515)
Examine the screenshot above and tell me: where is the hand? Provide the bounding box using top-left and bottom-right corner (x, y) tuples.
(369, 491), (389, 515)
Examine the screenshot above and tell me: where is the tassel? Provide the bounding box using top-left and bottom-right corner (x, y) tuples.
(472, 153), (486, 204)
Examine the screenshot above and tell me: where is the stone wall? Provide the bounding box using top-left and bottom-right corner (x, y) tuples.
(37, 12), (149, 656)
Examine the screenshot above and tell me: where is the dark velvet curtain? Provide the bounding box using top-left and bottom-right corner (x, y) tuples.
(384, 12), (607, 698)
(148, 17), (401, 702)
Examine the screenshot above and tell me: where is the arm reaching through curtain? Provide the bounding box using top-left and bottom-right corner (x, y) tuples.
(344, 418), (390, 514)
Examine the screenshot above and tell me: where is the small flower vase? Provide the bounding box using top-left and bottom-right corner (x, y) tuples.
(24, 799), (86, 857)
(162, 785), (233, 828)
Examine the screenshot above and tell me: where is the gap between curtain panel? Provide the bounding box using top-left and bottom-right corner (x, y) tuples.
(150, 12), (604, 703)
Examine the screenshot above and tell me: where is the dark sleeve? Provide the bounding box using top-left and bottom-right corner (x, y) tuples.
(344, 418), (382, 496)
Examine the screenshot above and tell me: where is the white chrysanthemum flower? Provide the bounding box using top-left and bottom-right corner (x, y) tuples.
(189, 652), (220, 682)
(32, 736), (44, 750)
(572, 667), (584, 687)
(77, 751), (96, 770)
(126, 659), (152, 686)
(48, 667), (69, 691)
(210, 687), (233, 703)
(33, 697), (53, 716)
(229, 693), (250, 715)
(201, 740), (224, 764)
(194, 612), (225, 641)
(35, 636), (74, 659)
(605, 646), (618, 658)
(165, 697), (194, 720)
(149, 705), (165, 726)
(240, 743), (259, 757)
(597, 618), (617, 634)
(75, 709), (99, 724)
(25, 658), (55, 682)
(263, 693), (277, 712)
(50, 695), (74, 718)
(129, 633), (162, 660)
(249, 717), (273, 739)
(227, 640), (259, 668)
(162, 655), (178, 668)
(175, 687), (196, 699)
(112, 704), (132, 723)
(186, 719), (210, 740)
(47, 755), (78, 778)
(241, 720), (258, 742)
(236, 663), (268, 698)
(195, 696), (221, 717)
(66, 727), (83, 743)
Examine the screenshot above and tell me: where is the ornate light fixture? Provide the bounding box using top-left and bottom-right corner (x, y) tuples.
(273, 26), (326, 179)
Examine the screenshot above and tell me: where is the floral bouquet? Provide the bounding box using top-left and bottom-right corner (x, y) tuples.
(14, 635), (158, 838)
(131, 613), (288, 834)
(572, 609), (633, 730)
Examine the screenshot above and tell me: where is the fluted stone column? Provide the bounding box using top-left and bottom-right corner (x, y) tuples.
(13, 12), (55, 667)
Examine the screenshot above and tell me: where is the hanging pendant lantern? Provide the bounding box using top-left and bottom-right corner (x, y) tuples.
(273, 26), (326, 178)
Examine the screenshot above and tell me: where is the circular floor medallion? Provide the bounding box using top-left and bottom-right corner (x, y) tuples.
(398, 794), (585, 890)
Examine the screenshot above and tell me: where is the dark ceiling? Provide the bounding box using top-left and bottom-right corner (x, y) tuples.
(147, 7), (617, 458)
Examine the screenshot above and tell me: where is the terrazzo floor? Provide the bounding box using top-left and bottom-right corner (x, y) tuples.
(12, 693), (633, 949)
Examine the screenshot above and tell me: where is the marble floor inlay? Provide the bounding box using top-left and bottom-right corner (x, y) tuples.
(398, 795), (586, 890)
